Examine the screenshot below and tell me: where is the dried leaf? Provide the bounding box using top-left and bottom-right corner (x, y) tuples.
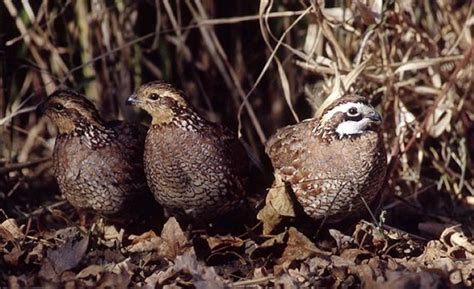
(76, 264), (105, 279)
(0, 219), (24, 240)
(329, 229), (355, 249)
(39, 227), (89, 281)
(440, 225), (474, 253)
(257, 174), (295, 234)
(3, 245), (24, 267)
(174, 252), (228, 288)
(331, 255), (355, 267)
(143, 266), (176, 287)
(127, 217), (191, 261)
(129, 230), (158, 245)
(207, 235), (244, 250)
(95, 271), (131, 289)
(340, 248), (369, 263)
(103, 258), (135, 278)
(357, 268), (447, 289)
(91, 219), (124, 248)
(0, 219), (25, 267)
(103, 225), (122, 241)
(259, 231), (287, 248)
(160, 217), (189, 258)
(276, 227), (328, 273)
(415, 240), (448, 264)
(25, 243), (44, 265)
(127, 231), (161, 253)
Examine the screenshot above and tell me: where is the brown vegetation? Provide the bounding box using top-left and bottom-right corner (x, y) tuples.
(1, 0), (473, 287)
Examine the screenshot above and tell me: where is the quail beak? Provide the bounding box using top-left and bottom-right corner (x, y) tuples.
(368, 110), (382, 123)
(126, 94), (140, 106)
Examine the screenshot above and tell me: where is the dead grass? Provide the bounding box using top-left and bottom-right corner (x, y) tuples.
(1, 0), (473, 287)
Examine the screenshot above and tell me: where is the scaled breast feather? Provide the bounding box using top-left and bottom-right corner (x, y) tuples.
(265, 119), (316, 169)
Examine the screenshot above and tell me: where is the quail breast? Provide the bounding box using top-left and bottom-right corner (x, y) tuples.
(38, 90), (149, 215)
(126, 81), (249, 221)
(266, 95), (387, 221)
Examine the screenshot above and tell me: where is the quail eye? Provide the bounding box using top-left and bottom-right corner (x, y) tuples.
(347, 107), (359, 116)
(53, 103), (64, 111)
(149, 93), (159, 101)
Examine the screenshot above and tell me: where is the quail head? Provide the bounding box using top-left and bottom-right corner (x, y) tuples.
(126, 81), (248, 221)
(266, 95), (387, 222)
(38, 90), (149, 215)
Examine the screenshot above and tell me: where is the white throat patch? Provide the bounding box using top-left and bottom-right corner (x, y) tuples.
(335, 118), (371, 137)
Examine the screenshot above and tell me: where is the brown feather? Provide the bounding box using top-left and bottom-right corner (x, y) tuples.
(40, 90), (149, 215)
(266, 94), (387, 221)
(129, 82), (249, 221)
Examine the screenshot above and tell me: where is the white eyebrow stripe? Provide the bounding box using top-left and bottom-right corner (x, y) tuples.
(320, 102), (367, 123)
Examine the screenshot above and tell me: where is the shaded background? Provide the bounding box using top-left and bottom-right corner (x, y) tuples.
(0, 0), (473, 286)
(2, 0), (473, 231)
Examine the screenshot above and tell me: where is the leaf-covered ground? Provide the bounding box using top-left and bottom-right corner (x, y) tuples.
(1, 199), (473, 288)
(1, 0), (473, 287)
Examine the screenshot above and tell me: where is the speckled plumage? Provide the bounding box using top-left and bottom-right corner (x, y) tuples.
(127, 81), (248, 221)
(266, 95), (387, 221)
(39, 90), (148, 215)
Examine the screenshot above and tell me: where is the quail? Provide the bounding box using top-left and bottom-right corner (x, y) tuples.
(126, 81), (248, 221)
(37, 90), (149, 215)
(266, 94), (387, 221)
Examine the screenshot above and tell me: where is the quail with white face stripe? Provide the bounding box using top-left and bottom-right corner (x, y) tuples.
(266, 94), (387, 221)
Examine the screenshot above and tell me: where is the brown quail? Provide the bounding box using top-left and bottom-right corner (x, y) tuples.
(38, 90), (149, 215)
(266, 94), (387, 221)
(126, 81), (248, 221)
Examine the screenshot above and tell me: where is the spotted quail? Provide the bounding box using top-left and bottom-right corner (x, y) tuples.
(126, 81), (248, 221)
(37, 90), (149, 215)
(266, 94), (387, 221)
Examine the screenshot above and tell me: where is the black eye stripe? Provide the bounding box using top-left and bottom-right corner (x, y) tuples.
(346, 114), (363, 121)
